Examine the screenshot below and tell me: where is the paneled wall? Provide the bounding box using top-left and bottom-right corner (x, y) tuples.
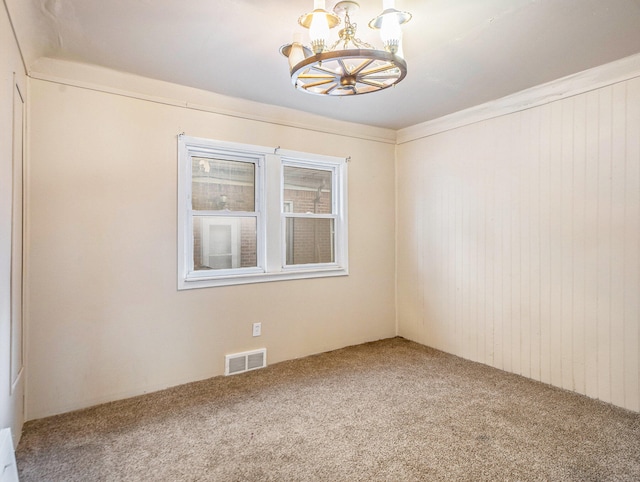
(397, 76), (640, 411)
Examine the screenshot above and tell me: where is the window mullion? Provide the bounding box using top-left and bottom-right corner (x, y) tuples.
(265, 153), (282, 274)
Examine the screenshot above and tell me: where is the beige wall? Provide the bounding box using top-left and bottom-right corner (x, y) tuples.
(396, 72), (640, 411)
(0, 1), (26, 445)
(22, 44), (640, 421)
(26, 72), (397, 419)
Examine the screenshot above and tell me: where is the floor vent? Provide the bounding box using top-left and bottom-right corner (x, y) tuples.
(225, 348), (267, 376)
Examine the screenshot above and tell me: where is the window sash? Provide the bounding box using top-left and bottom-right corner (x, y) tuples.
(189, 214), (261, 278)
(280, 158), (342, 270)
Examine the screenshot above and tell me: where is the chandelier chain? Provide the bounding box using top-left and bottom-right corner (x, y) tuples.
(330, 10), (375, 51)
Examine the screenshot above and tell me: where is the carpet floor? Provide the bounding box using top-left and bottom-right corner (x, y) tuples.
(16, 337), (640, 481)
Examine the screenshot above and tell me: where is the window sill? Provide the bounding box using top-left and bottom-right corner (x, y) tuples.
(178, 266), (348, 290)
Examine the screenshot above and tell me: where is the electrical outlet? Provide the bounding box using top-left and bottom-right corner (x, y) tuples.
(252, 322), (261, 337)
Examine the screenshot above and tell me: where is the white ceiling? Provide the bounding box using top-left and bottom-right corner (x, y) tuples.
(6, 0), (640, 130)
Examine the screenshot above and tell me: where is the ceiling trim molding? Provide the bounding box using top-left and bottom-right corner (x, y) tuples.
(28, 58), (397, 145)
(2, 0), (27, 73)
(397, 52), (640, 145)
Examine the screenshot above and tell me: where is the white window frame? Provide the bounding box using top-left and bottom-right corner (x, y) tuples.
(178, 135), (348, 289)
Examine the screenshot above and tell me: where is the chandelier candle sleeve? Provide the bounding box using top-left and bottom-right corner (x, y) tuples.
(310, 1), (330, 53)
(282, 1), (412, 96)
(286, 33), (309, 70)
(298, 0), (341, 54)
(369, 0), (412, 54)
(380, 8), (402, 52)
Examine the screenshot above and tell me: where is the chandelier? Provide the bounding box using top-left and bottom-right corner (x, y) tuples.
(280, 0), (412, 96)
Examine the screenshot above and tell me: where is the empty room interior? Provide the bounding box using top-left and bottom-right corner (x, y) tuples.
(1, 0), (640, 480)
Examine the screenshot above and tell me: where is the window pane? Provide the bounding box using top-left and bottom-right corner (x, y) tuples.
(283, 166), (332, 214)
(193, 216), (257, 270)
(192, 157), (255, 211)
(285, 218), (335, 265)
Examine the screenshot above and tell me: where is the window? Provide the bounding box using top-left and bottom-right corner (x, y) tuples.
(178, 136), (348, 289)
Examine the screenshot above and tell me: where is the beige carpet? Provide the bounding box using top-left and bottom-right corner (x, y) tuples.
(16, 337), (640, 481)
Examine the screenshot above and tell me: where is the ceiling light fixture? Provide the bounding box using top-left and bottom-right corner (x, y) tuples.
(280, 0), (412, 96)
